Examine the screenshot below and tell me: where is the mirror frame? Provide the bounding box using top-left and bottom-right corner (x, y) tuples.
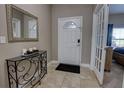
(6, 4), (39, 42)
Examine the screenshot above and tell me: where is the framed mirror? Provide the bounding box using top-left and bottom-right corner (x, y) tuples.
(6, 5), (39, 42)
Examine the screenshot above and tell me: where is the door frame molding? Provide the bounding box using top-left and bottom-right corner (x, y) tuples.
(58, 16), (83, 66)
(90, 14), (97, 70)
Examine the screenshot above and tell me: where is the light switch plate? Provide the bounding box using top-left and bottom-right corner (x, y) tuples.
(0, 36), (6, 43)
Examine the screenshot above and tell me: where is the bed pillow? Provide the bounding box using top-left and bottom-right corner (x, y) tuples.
(114, 47), (124, 54)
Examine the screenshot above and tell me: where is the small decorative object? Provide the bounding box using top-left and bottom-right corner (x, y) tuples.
(29, 48), (33, 52)
(33, 47), (37, 50)
(32, 47), (39, 52)
(25, 48), (33, 54)
(22, 49), (27, 55)
(22, 47), (39, 56)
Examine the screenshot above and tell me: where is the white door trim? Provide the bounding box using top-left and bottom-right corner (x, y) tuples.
(90, 14), (97, 70)
(58, 16), (83, 66)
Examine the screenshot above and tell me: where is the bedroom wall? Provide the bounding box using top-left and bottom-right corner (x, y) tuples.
(0, 4), (51, 87)
(51, 4), (94, 64)
(109, 14), (124, 25)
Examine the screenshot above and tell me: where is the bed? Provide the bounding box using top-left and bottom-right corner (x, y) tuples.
(113, 47), (124, 66)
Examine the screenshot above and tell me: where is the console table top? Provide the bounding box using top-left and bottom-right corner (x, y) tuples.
(6, 50), (46, 62)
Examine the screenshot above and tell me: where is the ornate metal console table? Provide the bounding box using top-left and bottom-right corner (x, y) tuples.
(6, 50), (47, 88)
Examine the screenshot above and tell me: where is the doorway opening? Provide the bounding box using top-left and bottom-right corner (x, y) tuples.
(102, 4), (124, 88)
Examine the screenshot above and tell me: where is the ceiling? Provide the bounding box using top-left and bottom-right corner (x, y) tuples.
(109, 4), (124, 14)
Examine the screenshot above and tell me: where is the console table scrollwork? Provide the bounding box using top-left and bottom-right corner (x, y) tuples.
(6, 50), (47, 88)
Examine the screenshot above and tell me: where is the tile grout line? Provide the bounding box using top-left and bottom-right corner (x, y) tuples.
(60, 72), (68, 88)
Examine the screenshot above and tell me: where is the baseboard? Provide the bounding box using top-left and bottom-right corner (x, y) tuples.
(50, 60), (58, 63)
(48, 60), (91, 70)
(47, 60), (58, 66)
(80, 63), (90, 68)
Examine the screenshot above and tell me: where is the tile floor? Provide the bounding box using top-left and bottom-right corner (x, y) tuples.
(37, 63), (100, 88)
(102, 61), (124, 88)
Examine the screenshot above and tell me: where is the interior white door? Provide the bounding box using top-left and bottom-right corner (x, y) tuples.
(58, 16), (82, 66)
(92, 5), (109, 85)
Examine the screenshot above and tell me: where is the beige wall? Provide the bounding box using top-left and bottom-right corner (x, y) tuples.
(0, 4), (51, 87)
(0, 4), (94, 87)
(51, 4), (93, 64)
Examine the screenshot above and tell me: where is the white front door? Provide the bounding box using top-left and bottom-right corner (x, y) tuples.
(58, 16), (82, 66)
(91, 5), (109, 85)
